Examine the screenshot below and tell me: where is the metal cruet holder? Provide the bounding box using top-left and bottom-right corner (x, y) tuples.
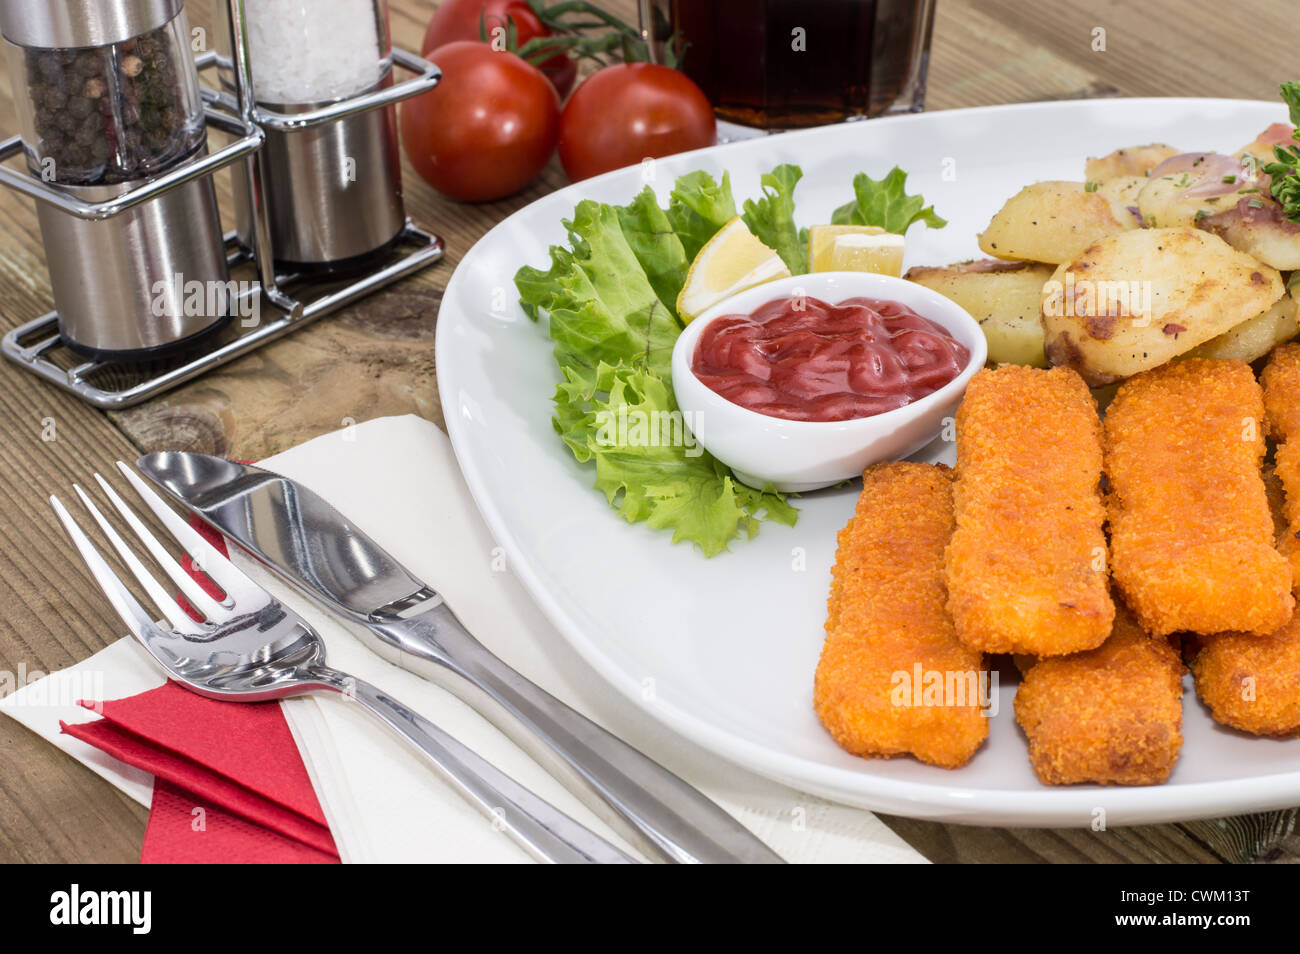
(0, 0), (443, 409)
(0, 0), (259, 360)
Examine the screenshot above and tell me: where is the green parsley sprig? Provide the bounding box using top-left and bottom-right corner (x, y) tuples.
(1262, 81), (1300, 221)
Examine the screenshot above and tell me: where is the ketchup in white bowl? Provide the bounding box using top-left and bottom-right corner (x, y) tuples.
(669, 272), (986, 493)
(690, 296), (971, 423)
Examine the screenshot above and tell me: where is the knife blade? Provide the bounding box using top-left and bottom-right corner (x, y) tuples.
(137, 452), (784, 864)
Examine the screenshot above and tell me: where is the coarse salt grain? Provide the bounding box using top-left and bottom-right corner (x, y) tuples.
(244, 0), (384, 104)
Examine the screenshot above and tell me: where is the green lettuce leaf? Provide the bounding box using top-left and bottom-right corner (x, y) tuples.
(830, 167), (947, 234)
(742, 164), (808, 274)
(666, 170), (737, 260)
(616, 186), (689, 318)
(553, 362), (797, 556)
(513, 173), (809, 557)
(515, 199), (680, 384)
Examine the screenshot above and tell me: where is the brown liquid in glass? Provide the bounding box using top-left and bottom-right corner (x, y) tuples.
(670, 0), (925, 129)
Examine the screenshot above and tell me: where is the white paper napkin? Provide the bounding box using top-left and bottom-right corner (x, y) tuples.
(1, 415), (925, 864)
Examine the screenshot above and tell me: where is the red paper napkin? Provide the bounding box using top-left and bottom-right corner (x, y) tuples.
(62, 684), (338, 863)
(60, 513), (340, 864)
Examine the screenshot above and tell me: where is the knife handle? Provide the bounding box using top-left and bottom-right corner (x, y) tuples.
(369, 603), (785, 864)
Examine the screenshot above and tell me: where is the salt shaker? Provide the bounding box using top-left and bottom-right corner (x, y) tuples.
(224, 0), (409, 273)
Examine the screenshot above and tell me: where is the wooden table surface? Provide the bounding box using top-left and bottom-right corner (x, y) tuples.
(1, 0), (1297, 864)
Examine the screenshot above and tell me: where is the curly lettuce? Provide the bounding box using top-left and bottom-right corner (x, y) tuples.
(742, 164), (808, 274)
(553, 362), (796, 557)
(831, 166), (947, 234)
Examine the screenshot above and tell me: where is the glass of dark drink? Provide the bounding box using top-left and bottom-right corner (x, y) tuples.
(641, 0), (937, 130)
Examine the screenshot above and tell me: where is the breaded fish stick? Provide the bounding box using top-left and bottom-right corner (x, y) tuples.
(1014, 603), (1185, 785)
(1262, 342), (1300, 439)
(1189, 614), (1300, 737)
(1105, 358), (1293, 636)
(1262, 343), (1300, 591)
(815, 462), (988, 769)
(945, 366), (1113, 655)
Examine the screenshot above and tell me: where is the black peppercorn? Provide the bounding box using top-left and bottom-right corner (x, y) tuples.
(20, 20), (202, 185)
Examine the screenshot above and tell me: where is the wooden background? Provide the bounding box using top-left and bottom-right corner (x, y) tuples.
(0, 0), (1297, 864)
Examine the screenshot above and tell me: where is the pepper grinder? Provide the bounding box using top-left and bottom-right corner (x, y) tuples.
(0, 0), (234, 357)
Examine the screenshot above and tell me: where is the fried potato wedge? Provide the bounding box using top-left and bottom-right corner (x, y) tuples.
(1041, 227), (1284, 385)
(1085, 143), (1180, 180)
(977, 181), (1137, 264)
(905, 259), (1054, 367)
(1189, 289), (1299, 362)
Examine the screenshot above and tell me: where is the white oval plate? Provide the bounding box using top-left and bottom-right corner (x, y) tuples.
(436, 98), (1300, 826)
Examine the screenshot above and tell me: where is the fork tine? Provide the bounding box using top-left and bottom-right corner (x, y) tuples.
(92, 472), (231, 624)
(114, 461), (258, 605)
(73, 484), (198, 633)
(50, 494), (157, 642)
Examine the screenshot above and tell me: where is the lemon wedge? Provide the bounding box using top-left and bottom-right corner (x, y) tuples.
(676, 217), (792, 323)
(808, 224), (905, 276)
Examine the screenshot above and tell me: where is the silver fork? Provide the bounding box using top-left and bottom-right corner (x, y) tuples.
(49, 462), (635, 865)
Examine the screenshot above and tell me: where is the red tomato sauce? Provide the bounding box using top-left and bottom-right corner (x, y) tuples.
(690, 296), (971, 423)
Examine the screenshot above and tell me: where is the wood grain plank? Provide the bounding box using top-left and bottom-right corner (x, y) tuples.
(878, 814), (1224, 864)
(0, 310), (168, 863)
(972, 0), (1297, 102)
(928, 1), (1118, 109)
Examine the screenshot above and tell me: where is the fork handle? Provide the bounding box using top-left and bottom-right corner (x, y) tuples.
(305, 666), (635, 865)
(367, 605), (785, 864)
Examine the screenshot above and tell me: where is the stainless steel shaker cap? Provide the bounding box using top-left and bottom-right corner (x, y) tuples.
(0, 0), (184, 49)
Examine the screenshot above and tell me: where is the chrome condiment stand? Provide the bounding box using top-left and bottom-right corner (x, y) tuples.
(0, 0), (443, 409)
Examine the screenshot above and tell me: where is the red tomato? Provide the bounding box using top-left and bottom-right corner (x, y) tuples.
(402, 41), (560, 203)
(422, 0), (577, 98)
(558, 64), (716, 181)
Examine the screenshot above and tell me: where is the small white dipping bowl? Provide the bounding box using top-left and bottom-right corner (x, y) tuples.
(670, 272), (987, 493)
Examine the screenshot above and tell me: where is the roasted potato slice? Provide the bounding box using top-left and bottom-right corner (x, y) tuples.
(978, 181), (1137, 264)
(905, 259), (1054, 367)
(1137, 147), (1300, 269)
(1189, 289), (1299, 362)
(1201, 197), (1300, 270)
(1136, 152), (1256, 228)
(1085, 144), (1180, 180)
(1094, 175), (1146, 210)
(1041, 227), (1284, 385)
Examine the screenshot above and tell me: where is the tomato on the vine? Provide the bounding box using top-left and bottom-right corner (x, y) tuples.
(422, 0), (577, 98)
(558, 63), (716, 182)
(401, 41), (560, 203)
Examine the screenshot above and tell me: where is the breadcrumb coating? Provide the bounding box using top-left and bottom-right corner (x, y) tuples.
(1261, 341), (1300, 441)
(1275, 443), (1300, 589)
(815, 462), (988, 769)
(1014, 604), (1185, 785)
(945, 365), (1114, 655)
(1262, 346), (1300, 591)
(1189, 613), (1300, 737)
(1105, 359), (1294, 636)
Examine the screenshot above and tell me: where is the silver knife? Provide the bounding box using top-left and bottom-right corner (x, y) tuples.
(137, 452), (784, 864)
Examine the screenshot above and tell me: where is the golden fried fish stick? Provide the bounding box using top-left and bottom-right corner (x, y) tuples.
(1014, 604), (1185, 786)
(1262, 341), (1300, 440)
(1262, 343), (1300, 590)
(945, 366), (1113, 655)
(1105, 358), (1293, 636)
(815, 462), (988, 769)
(1275, 443), (1300, 587)
(1189, 614), (1300, 737)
